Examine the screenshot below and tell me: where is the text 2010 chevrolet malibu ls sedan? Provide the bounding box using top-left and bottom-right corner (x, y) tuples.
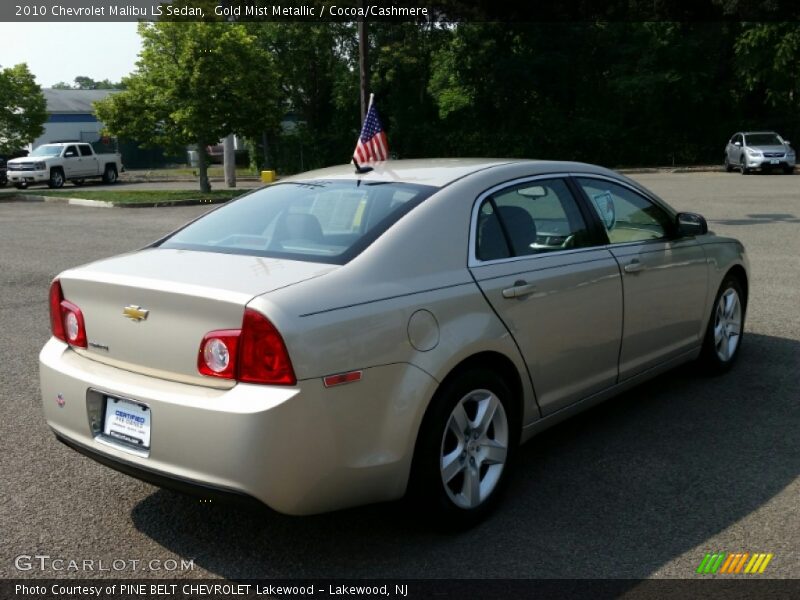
(40, 159), (748, 524)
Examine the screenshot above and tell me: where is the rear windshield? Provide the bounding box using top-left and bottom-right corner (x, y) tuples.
(158, 180), (437, 264)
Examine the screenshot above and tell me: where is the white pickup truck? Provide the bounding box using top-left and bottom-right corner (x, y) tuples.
(7, 142), (123, 189)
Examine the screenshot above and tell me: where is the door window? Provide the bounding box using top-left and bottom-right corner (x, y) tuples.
(576, 178), (673, 244)
(476, 178), (593, 261)
(64, 146), (79, 158)
(79, 145), (93, 157)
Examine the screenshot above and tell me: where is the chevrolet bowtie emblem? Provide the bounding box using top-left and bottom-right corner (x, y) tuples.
(123, 305), (149, 322)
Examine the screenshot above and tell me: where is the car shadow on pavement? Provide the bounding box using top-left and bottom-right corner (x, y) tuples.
(712, 213), (800, 226)
(130, 332), (799, 579)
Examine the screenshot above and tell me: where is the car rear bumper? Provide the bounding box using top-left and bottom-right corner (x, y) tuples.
(40, 338), (435, 515)
(54, 433), (263, 507)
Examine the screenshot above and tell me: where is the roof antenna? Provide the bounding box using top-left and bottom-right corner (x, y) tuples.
(352, 156), (373, 175)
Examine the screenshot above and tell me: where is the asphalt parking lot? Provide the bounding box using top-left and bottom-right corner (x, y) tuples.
(1, 172), (798, 580)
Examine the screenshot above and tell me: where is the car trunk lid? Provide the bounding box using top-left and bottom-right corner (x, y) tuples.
(58, 248), (335, 386)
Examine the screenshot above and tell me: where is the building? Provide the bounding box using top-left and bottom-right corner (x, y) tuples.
(29, 89), (119, 151)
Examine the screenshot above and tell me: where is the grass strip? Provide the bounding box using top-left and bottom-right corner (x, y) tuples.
(19, 189), (248, 204)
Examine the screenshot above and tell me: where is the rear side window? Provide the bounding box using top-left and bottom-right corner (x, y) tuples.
(79, 145), (93, 157)
(476, 178), (593, 260)
(159, 180), (436, 264)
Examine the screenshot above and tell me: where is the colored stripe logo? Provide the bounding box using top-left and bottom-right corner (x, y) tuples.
(696, 552), (773, 574)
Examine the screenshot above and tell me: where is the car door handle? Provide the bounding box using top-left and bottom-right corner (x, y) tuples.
(623, 258), (643, 273)
(502, 280), (536, 299)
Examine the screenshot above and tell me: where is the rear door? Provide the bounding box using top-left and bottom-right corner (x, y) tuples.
(77, 144), (99, 176)
(574, 176), (708, 380)
(469, 176), (623, 417)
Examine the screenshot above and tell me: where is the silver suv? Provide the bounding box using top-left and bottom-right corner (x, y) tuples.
(725, 131), (796, 174)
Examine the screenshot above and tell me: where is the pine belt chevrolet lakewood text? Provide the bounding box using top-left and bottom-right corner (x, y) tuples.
(40, 159), (748, 525)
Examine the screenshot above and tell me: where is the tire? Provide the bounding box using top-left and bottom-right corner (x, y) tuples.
(408, 368), (517, 528)
(740, 159), (749, 175)
(724, 156), (734, 172)
(784, 166), (795, 175)
(102, 165), (118, 184)
(48, 168), (64, 189)
(699, 275), (746, 375)
(14, 182), (28, 190)
(72, 179), (85, 186)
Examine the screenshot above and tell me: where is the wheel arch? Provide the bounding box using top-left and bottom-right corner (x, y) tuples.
(406, 349), (527, 508)
(725, 264), (749, 308)
(423, 350), (526, 443)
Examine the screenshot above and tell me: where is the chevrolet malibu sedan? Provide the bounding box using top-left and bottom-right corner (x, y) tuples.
(40, 159), (748, 524)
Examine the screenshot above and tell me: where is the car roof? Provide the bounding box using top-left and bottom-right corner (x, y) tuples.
(741, 131), (780, 135)
(280, 158), (622, 188)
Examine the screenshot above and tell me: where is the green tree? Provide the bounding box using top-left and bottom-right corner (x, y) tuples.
(250, 22), (357, 171)
(368, 22), (449, 158)
(73, 76), (126, 90)
(52, 76), (127, 90)
(0, 63), (47, 153)
(736, 23), (800, 111)
(426, 22), (743, 166)
(95, 22), (280, 191)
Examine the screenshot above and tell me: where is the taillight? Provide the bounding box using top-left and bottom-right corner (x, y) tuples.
(49, 280), (66, 342)
(48, 279), (88, 348)
(238, 309), (296, 385)
(198, 330), (240, 379)
(197, 309), (296, 385)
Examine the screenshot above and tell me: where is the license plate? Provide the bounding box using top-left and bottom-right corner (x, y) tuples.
(770, 159), (780, 164)
(103, 397), (151, 448)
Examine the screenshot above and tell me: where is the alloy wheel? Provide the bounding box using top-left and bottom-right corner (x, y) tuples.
(440, 388), (509, 510)
(714, 287), (742, 362)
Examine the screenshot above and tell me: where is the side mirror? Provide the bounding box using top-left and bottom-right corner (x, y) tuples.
(784, 140), (791, 146)
(676, 212), (708, 237)
(734, 141), (741, 147)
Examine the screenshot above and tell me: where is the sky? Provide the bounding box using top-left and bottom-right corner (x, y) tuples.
(0, 23), (142, 87)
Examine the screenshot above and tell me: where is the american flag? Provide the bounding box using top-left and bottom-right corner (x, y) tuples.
(353, 100), (389, 162)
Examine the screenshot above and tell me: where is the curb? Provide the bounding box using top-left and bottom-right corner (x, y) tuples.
(120, 176), (263, 183)
(617, 166), (724, 174)
(0, 194), (231, 208)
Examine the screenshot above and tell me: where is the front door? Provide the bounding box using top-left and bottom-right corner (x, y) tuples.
(62, 145), (81, 178)
(574, 176), (709, 380)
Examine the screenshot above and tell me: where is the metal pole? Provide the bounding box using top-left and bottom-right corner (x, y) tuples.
(223, 134), (236, 188)
(358, 14), (369, 122)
